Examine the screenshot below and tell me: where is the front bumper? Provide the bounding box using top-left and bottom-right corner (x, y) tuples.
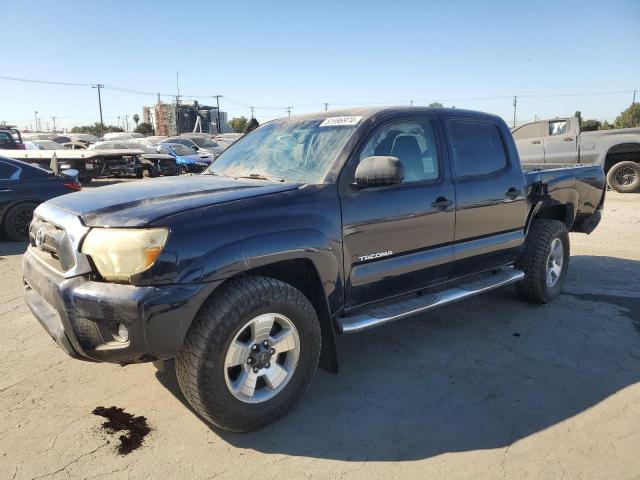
(23, 247), (220, 364)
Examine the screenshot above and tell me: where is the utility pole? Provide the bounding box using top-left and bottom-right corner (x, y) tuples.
(323, 102), (329, 111)
(286, 107), (292, 117)
(214, 95), (222, 133)
(175, 71), (181, 135)
(633, 90), (637, 105)
(512, 96), (518, 128)
(250, 106), (255, 118)
(125, 115), (129, 132)
(117, 116), (121, 128)
(410, 100), (414, 106)
(51, 116), (57, 132)
(92, 84), (104, 136)
(34, 111), (38, 132)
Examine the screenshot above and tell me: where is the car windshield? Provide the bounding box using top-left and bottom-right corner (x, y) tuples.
(190, 137), (218, 148)
(206, 117), (360, 183)
(171, 144), (196, 156)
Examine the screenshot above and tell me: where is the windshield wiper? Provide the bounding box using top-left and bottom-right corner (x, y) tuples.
(235, 172), (285, 182)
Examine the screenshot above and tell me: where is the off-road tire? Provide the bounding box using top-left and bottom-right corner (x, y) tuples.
(175, 276), (321, 432)
(515, 219), (569, 304)
(606, 160), (640, 193)
(3, 202), (37, 241)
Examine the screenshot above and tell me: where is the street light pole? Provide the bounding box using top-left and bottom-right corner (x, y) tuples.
(92, 84), (105, 136)
(34, 111), (38, 132)
(51, 116), (57, 132)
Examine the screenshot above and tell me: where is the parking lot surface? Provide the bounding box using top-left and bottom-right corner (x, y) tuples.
(1, 189), (639, 480)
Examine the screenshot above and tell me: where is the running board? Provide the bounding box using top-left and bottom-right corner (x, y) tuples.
(337, 267), (525, 334)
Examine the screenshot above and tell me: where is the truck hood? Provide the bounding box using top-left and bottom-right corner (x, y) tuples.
(46, 175), (300, 227)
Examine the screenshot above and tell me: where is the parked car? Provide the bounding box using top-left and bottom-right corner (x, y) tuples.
(162, 135), (225, 157)
(62, 142), (88, 150)
(22, 107), (605, 432)
(154, 143), (212, 173)
(90, 141), (178, 176)
(0, 128), (25, 150)
(0, 156), (80, 241)
(512, 117), (640, 192)
(102, 132), (144, 141)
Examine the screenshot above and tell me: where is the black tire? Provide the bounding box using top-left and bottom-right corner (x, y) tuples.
(3, 202), (37, 241)
(515, 219), (570, 304)
(175, 276), (321, 432)
(606, 161), (640, 193)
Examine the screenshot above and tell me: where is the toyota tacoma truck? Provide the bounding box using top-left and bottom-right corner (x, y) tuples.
(23, 107), (606, 432)
(512, 116), (640, 193)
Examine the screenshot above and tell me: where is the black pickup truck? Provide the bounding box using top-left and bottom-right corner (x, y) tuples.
(23, 107), (605, 431)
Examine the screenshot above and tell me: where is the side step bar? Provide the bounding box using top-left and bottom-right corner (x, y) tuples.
(337, 267), (525, 334)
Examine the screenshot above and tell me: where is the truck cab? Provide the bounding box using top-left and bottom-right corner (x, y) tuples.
(512, 117), (580, 166)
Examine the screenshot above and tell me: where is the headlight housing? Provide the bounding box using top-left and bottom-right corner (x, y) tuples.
(81, 228), (169, 283)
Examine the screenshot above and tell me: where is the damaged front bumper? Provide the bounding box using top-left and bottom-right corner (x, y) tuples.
(23, 247), (219, 364)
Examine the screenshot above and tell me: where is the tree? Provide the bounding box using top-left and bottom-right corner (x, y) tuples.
(134, 122), (155, 135)
(133, 114), (140, 127)
(428, 102), (443, 108)
(245, 117), (259, 133)
(580, 119), (601, 131)
(601, 120), (613, 130)
(574, 111), (583, 125)
(70, 123), (123, 136)
(615, 103), (640, 129)
(230, 116), (248, 133)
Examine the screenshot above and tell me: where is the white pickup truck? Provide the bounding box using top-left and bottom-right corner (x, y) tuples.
(513, 117), (640, 193)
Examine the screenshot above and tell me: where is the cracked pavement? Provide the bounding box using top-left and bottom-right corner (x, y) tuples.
(1, 190), (639, 480)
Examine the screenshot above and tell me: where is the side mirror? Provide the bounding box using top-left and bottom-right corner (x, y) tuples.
(191, 145), (199, 151)
(354, 156), (404, 187)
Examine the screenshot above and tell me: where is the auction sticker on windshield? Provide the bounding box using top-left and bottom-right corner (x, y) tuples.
(319, 116), (363, 127)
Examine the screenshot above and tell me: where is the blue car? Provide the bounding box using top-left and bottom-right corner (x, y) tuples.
(154, 143), (213, 173)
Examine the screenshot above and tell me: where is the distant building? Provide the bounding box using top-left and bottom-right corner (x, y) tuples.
(143, 101), (229, 136)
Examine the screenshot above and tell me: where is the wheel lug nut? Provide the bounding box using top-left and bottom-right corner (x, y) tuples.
(247, 358), (252, 364)
(270, 348), (275, 354)
(253, 367), (259, 373)
(252, 344), (258, 350)
(263, 340), (269, 347)
(265, 362), (270, 368)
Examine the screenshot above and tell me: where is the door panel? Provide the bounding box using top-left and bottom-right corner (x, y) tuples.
(543, 119), (578, 166)
(340, 116), (455, 309)
(512, 121), (545, 165)
(445, 118), (527, 277)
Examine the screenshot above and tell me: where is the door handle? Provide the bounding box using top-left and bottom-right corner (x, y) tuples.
(531, 140), (542, 144)
(564, 137), (574, 142)
(505, 187), (521, 200)
(431, 196), (452, 209)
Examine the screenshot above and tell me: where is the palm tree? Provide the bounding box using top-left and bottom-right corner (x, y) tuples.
(133, 114), (140, 127)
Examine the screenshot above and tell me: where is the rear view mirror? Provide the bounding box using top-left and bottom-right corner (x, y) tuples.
(192, 145), (199, 151)
(354, 156), (404, 187)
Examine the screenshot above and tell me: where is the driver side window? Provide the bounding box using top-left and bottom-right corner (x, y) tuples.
(358, 119), (439, 183)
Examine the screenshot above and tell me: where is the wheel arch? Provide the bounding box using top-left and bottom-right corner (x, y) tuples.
(604, 142), (640, 172)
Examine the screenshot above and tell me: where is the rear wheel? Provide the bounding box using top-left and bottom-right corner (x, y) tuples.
(607, 161), (640, 193)
(515, 219), (569, 304)
(3, 202), (37, 241)
(175, 276), (321, 432)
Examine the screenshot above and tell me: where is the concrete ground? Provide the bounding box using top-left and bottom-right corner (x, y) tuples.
(0, 190), (639, 480)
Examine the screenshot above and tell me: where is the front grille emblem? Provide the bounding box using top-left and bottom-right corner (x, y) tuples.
(35, 226), (46, 248)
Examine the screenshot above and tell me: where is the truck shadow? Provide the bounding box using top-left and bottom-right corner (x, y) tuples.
(155, 255), (640, 461)
(0, 241), (28, 257)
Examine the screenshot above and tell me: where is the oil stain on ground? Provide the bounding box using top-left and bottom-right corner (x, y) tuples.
(92, 406), (151, 455)
(566, 292), (640, 334)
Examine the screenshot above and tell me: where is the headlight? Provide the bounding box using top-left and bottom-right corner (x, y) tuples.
(81, 228), (169, 283)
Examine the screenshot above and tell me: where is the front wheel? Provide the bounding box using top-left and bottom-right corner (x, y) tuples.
(515, 219), (569, 304)
(607, 161), (640, 193)
(4, 202), (37, 241)
(175, 276), (321, 432)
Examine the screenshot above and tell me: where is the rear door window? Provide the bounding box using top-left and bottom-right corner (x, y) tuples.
(448, 120), (508, 178)
(0, 161), (20, 180)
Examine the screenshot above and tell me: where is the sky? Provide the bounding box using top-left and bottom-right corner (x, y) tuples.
(1, 0), (639, 131)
